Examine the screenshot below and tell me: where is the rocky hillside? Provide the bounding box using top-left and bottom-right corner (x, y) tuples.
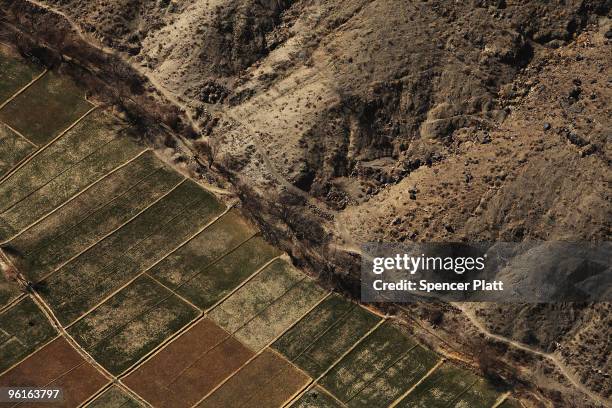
(0, 0), (610, 406)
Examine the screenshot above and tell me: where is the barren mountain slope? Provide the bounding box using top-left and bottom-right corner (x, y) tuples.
(1, 0), (610, 406)
(38, 0), (608, 200)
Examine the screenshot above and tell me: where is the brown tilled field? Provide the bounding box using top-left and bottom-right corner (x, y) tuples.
(0, 33), (539, 408)
(196, 349), (310, 408)
(0, 338), (107, 407)
(124, 319), (254, 407)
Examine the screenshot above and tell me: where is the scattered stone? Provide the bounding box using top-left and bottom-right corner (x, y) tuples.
(568, 86), (582, 101)
(543, 122), (551, 131)
(567, 132), (587, 147)
(580, 144), (597, 157)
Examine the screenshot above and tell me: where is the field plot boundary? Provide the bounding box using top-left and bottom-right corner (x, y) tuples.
(17, 153), (166, 258)
(78, 381), (152, 408)
(491, 391), (512, 408)
(228, 347), (312, 408)
(138, 228), (263, 314)
(388, 358), (445, 407)
(446, 376), (481, 407)
(125, 276), (328, 390)
(0, 292), (25, 315)
(277, 295), (387, 373)
(0, 128), (127, 214)
(30, 291), (113, 380)
(25, 289), (150, 408)
(318, 386), (349, 408)
(193, 291), (332, 407)
(284, 317), (388, 407)
(2, 121), (37, 147)
(0, 104), (97, 185)
(210, 261), (327, 339)
(144, 273), (202, 314)
(149, 228), (275, 306)
(77, 381), (146, 408)
(32, 178), (186, 284)
(0, 330), (60, 378)
(65, 200), (232, 330)
(1, 147), (151, 246)
(344, 343), (420, 405)
(0, 68), (48, 111)
(117, 254), (284, 383)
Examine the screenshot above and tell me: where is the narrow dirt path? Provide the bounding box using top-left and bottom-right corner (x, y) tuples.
(23, 0), (336, 222)
(9, 3), (610, 407)
(0, 248), (149, 406)
(454, 303), (610, 408)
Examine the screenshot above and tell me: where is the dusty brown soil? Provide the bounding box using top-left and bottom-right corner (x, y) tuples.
(123, 318), (254, 408)
(0, 337), (107, 407)
(196, 348), (310, 408)
(0, 0), (610, 406)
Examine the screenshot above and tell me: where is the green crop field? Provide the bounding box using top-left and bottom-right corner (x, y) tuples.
(209, 258), (327, 351)
(151, 220), (281, 309)
(0, 297), (56, 373)
(0, 46), (42, 103)
(274, 293), (381, 377)
(0, 111), (124, 237)
(0, 123), (35, 178)
(452, 377), (501, 407)
(293, 386), (343, 408)
(0, 274), (20, 308)
(0, 136), (144, 238)
(174, 236), (280, 309)
(68, 274), (199, 375)
(320, 322), (440, 407)
(0, 47), (510, 408)
(0, 70), (92, 145)
(86, 386), (143, 408)
(11, 152), (182, 273)
(39, 180), (222, 325)
(394, 363), (480, 407)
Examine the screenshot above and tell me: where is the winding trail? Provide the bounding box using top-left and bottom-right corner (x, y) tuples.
(23, 0), (328, 221)
(454, 303), (610, 408)
(0, 248), (150, 406)
(6, 2), (610, 407)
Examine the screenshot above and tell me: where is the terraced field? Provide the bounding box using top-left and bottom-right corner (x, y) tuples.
(0, 45), (512, 407)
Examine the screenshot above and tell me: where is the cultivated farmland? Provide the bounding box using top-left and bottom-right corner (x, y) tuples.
(124, 318), (254, 407)
(0, 70), (92, 145)
(0, 44), (43, 103)
(319, 322), (440, 407)
(0, 297), (55, 372)
(0, 123), (34, 178)
(0, 46), (513, 407)
(0, 337), (107, 407)
(293, 386), (343, 408)
(273, 293), (382, 378)
(87, 386), (143, 408)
